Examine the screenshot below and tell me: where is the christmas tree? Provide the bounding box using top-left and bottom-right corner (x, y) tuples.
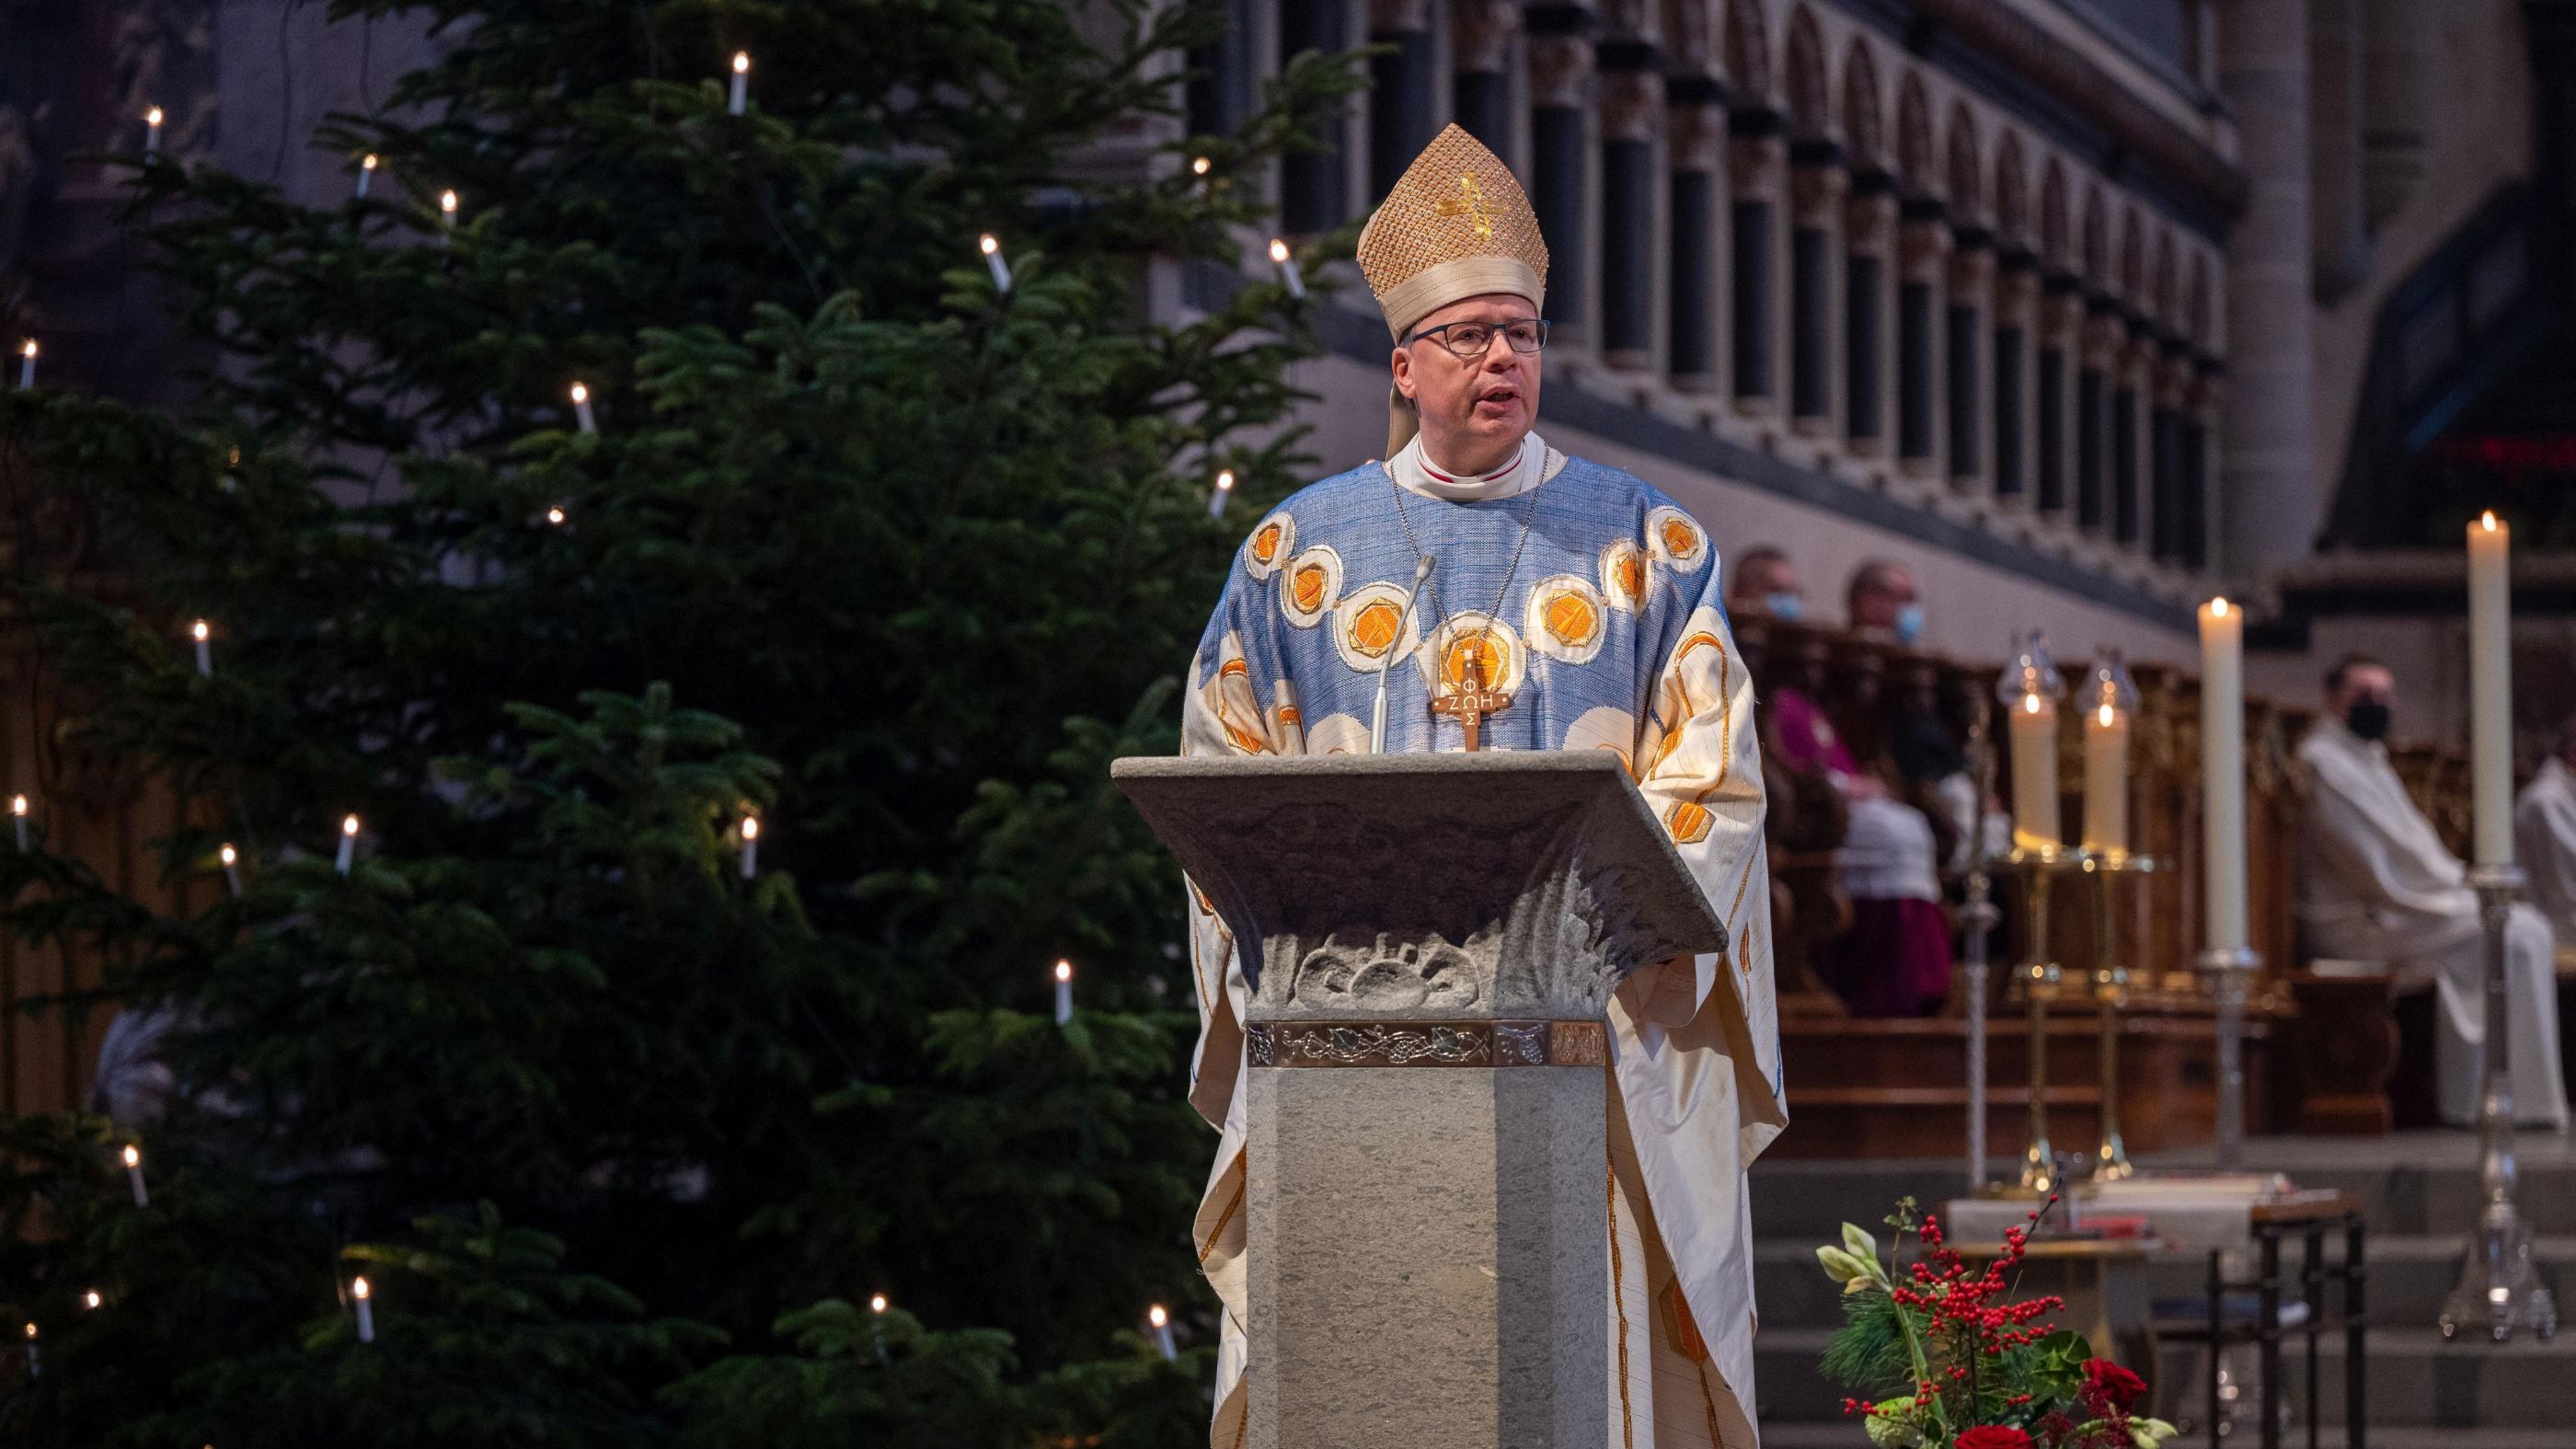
(0, 3), (1359, 1443)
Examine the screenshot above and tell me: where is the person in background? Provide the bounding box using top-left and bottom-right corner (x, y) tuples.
(1846, 558), (1925, 646)
(1725, 545), (1804, 621)
(2514, 716), (2576, 957)
(2299, 655), (2568, 1128)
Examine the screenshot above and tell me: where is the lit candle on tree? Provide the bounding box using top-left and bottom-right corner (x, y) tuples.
(1269, 238), (1305, 300)
(546, 504), (568, 527)
(80, 1291), (99, 1311)
(739, 815), (760, 880)
(351, 1275), (375, 1343)
(979, 234), (1012, 293)
(1052, 958), (1074, 1024)
(569, 380), (597, 434)
(144, 106), (163, 158)
(438, 189), (458, 244)
(21, 1323), (34, 1379)
(1190, 155), (1212, 183)
(868, 1292), (890, 1359)
(2469, 512), (2514, 866)
(17, 339), (35, 390)
(1149, 1304), (1177, 1361)
(190, 618), (213, 676)
(219, 843), (242, 898)
(121, 1144), (148, 1207)
(2198, 598), (2248, 951)
(356, 153), (378, 199)
(10, 795), (27, 851)
(729, 52), (750, 116)
(1210, 468), (1235, 520)
(336, 814), (360, 875)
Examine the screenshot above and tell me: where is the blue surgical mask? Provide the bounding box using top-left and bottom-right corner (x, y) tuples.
(1765, 592), (1803, 621)
(1893, 604), (1926, 645)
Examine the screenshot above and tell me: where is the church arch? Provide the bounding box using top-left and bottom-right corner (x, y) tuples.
(1784, 6), (1831, 139)
(1724, 0), (1774, 106)
(1894, 71), (1935, 198)
(2039, 156), (2072, 271)
(1944, 100), (1982, 224)
(1993, 132), (2030, 252)
(1841, 36), (1884, 171)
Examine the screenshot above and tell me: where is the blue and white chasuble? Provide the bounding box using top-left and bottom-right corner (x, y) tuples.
(1179, 435), (1787, 1449)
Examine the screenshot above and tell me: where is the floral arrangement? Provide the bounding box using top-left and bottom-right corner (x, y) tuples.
(1814, 1197), (2178, 1449)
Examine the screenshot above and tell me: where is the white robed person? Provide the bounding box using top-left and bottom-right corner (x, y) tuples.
(1177, 125), (1785, 1448)
(2297, 654), (2569, 1128)
(2515, 718), (2576, 963)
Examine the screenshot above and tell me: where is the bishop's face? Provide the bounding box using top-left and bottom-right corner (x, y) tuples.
(1390, 292), (1543, 474)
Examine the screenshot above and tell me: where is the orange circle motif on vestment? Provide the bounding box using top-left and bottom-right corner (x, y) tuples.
(1250, 523), (1283, 566)
(1543, 591), (1601, 648)
(1666, 800), (1712, 845)
(1660, 517), (1700, 560)
(1292, 564), (1329, 614)
(1442, 631), (1512, 691)
(1350, 600), (1402, 658)
(1619, 553), (1646, 601)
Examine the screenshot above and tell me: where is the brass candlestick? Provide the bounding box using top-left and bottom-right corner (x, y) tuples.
(2082, 852), (2156, 1182)
(1997, 845), (2094, 1196)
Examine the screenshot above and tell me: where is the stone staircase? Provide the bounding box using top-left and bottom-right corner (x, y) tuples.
(1746, 1133), (2576, 1447)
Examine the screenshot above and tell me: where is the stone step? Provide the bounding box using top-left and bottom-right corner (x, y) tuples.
(1753, 1323), (2576, 1430)
(1750, 1235), (2576, 1333)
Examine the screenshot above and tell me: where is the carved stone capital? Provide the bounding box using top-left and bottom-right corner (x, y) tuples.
(1669, 101), (1727, 172)
(1728, 134), (1786, 195)
(1947, 246), (1994, 295)
(1843, 190), (1898, 252)
(1452, 0), (1522, 72)
(1790, 163), (1846, 225)
(1601, 0), (1659, 45)
(1529, 32), (1596, 109)
(1601, 69), (1665, 144)
(1994, 265), (2042, 327)
(1367, 0), (1432, 34)
(2083, 311), (2130, 370)
(1900, 218), (1952, 281)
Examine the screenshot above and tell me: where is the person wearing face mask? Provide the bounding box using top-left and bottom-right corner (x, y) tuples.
(2298, 654), (2569, 1128)
(1846, 559), (1926, 648)
(1724, 546), (1806, 622)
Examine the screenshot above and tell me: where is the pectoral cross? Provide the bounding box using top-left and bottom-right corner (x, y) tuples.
(1434, 175), (1497, 239)
(1432, 687), (1511, 752)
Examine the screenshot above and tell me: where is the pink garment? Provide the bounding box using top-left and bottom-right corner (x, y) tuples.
(1813, 897), (1953, 1018)
(1770, 685), (1858, 776)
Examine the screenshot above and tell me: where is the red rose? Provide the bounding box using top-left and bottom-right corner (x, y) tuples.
(2084, 1357), (2148, 1410)
(1954, 1429), (2033, 1449)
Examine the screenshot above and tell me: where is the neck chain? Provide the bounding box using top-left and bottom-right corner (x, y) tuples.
(1387, 466), (1541, 673)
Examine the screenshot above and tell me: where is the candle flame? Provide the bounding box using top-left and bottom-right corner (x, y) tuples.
(2208, 596), (2229, 618)
(122, 1144), (140, 1169)
(220, 844), (237, 866)
(1190, 156), (1211, 176)
(2480, 510), (2500, 532)
(362, 154), (379, 171)
(439, 190), (458, 214)
(2021, 694), (2041, 715)
(145, 107), (163, 126)
(2099, 703), (2116, 728)
(80, 1292), (99, 1310)
(978, 233), (999, 257)
(1148, 1305), (1168, 1328)
(569, 381), (588, 404)
(341, 814), (361, 837)
(546, 505), (568, 525)
(869, 1293), (889, 1314)
(732, 52), (750, 75)
(351, 1276), (371, 1301)
(20, 1323), (31, 1340)
(741, 816), (760, 842)
(191, 619), (210, 642)
(1053, 959), (1072, 983)
(20, 340), (34, 360)
(11, 796), (25, 818)
(1268, 238), (1290, 264)
(1215, 469), (1235, 492)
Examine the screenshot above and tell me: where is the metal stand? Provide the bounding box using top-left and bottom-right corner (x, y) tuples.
(2196, 945), (2260, 1171)
(1963, 701), (2000, 1195)
(2439, 864), (2559, 1341)
(2083, 853), (2156, 1181)
(1998, 846), (2092, 1195)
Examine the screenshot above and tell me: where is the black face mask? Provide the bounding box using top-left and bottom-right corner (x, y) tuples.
(2345, 698), (2393, 742)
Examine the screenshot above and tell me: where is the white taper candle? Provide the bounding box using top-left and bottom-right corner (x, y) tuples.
(336, 814), (359, 875)
(739, 816), (759, 880)
(1149, 1304), (1177, 1360)
(191, 619), (212, 676)
(220, 843), (242, 898)
(144, 106), (162, 158)
(2469, 512), (2514, 865)
(357, 154), (378, 199)
(122, 1144), (148, 1206)
(2007, 696), (2061, 854)
(2081, 701), (2130, 857)
(2198, 598), (2248, 950)
(979, 234), (1011, 293)
(10, 795), (26, 852)
(1209, 469), (1235, 520)
(1269, 238), (1305, 300)
(569, 381), (597, 434)
(351, 1276), (375, 1343)
(1052, 958), (1073, 1024)
(17, 339), (35, 390)
(729, 52), (750, 115)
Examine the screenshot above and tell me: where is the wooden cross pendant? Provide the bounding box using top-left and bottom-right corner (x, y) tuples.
(1432, 687), (1512, 752)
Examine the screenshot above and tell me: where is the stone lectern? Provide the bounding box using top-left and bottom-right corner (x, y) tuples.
(1111, 752), (1725, 1449)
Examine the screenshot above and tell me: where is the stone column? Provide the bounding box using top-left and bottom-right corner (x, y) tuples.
(1667, 98), (1727, 392)
(1530, 32), (1596, 347)
(2113, 328), (2153, 548)
(2151, 351), (2196, 564)
(1896, 207), (1949, 472)
(2186, 368), (2223, 569)
(2218, 0), (2318, 578)
(2307, 0), (2371, 301)
(1453, 0), (1522, 169)
(2076, 305), (2121, 531)
(1280, 1), (1352, 234)
(1947, 236), (1994, 489)
(1789, 152), (1846, 431)
(1368, 0), (1439, 200)
(2038, 281), (2082, 516)
(1728, 121), (1787, 411)
(1844, 185), (1896, 454)
(1992, 259), (2041, 503)
(1600, 68), (1665, 371)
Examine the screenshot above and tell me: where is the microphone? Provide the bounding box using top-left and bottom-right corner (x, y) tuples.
(1370, 556), (1436, 753)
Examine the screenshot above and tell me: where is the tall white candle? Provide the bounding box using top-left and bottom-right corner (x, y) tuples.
(351, 1276), (375, 1343)
(2198, 598), (2248, 951)
(1149, 1304), (1177, 1361)
(191, 619), (213, 676)
(729, 52), (750, 115)
(1269, 238), (1305, 300)
(2469, 512), (2513, 866)
(1209, 468), (1235, 520)
(144, 106), (163, 158)
(979, 235), (1011, 293)
(122, 1144), (148, 1206)
(17, 339), (35, 390)
(569, 381), (597, 434)
(220, 843), (242, 898)
(2008, 696), (2061, 854)
(336, 814), (359, 875)
(739, 816), (759, 880)
(356, 153), (378, 199)
(2081, 702), (2131, 857)
(1052, 958), (1074, 1024)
